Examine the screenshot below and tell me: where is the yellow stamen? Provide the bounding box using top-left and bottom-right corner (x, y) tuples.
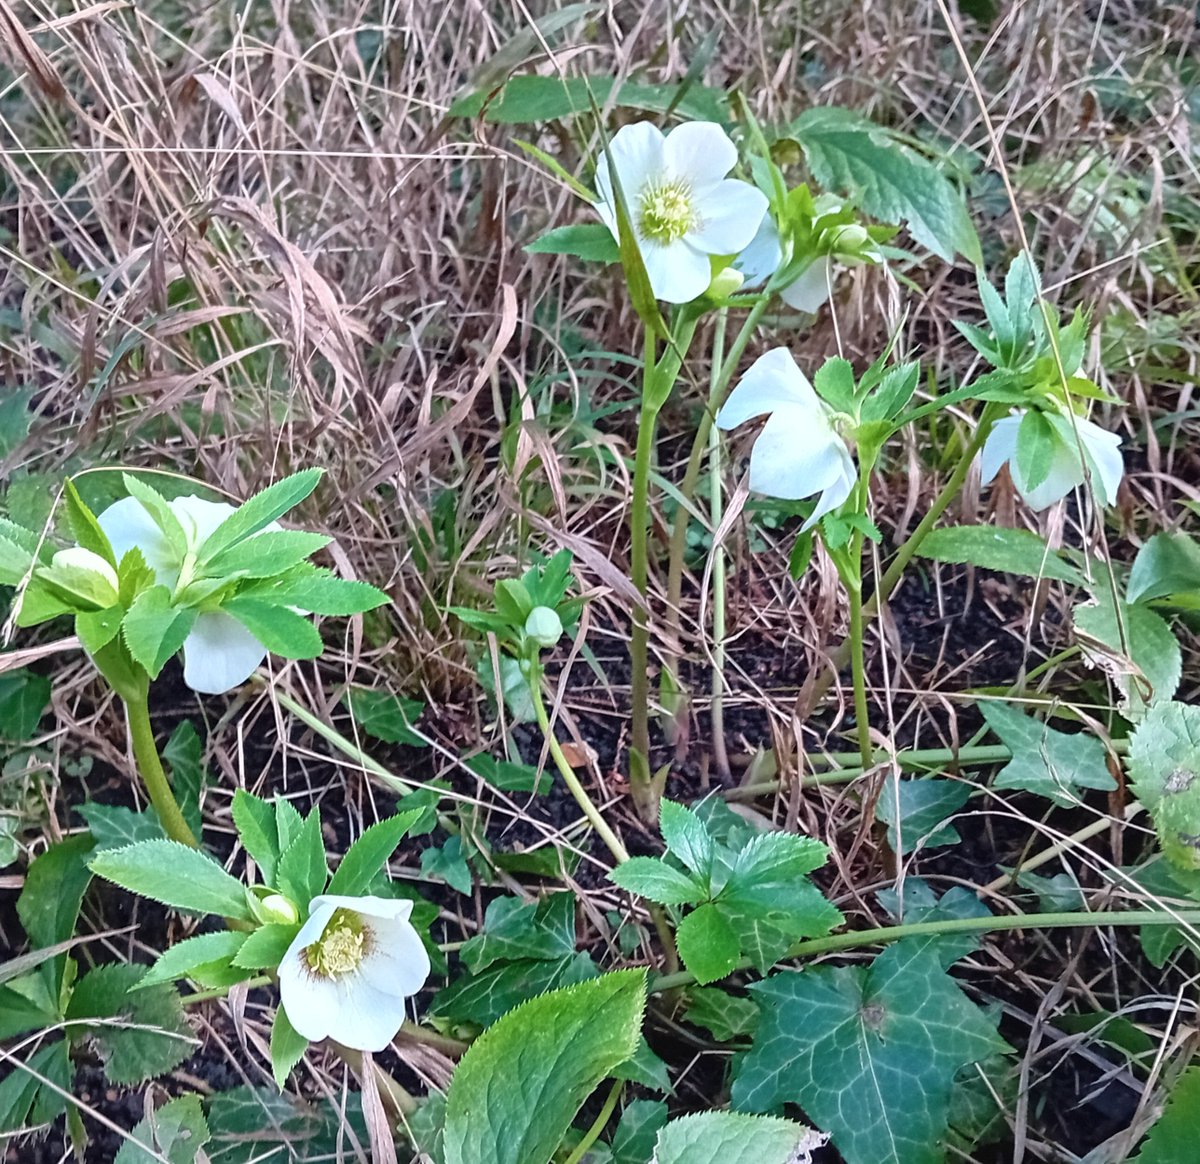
(306, 909), (370, 979)
(637, 179), (697, 245)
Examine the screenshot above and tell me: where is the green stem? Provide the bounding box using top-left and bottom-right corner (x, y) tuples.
(124, 695), (198, 848)
(708, 309), (731, 783)
(563, 1079), (622, 1164)
(531, 679), (630, 864)
(845, 548), (872, 769)
(649, 907), (1200, 993)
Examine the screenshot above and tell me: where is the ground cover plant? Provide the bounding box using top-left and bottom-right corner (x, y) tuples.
(2, 1), (1200, 1161)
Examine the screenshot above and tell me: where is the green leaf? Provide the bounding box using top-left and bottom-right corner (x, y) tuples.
(685, 986), (760, 1042)
(432, 953), (600, 1027)
(327, 810), (422, 897)
(813, 355), (857, 412)
(464, 752), (548, 793)
(163, 720), (206, 840)
(78, 803), (164, 851)
(460, 892), (579, 972)
(89, 840), (255, 921)
(442, 969), (646, 1164)
(653, 1112), (825, 1164)
(876, 777), (971, 853)
(421, 835), (474, 894)
(610, 1099), (669, 1164)
(1129, 532), (1200, 605)
(0, 669), (51, 741)
(18, 832), (95, 948)
(676, 904), (741, 985)
(343, 687), (428, 746)
(1128, 702), (1200, 871)
(64, 477), (117, 565)
(876, 879), (993, 969)
(232, 924), (300, 970)
(122, 586), (196, 678)
(76, 605), (124, 654)
(203, 531), (330, 581)
(1015, 410), (1058, 493)
(221, 597), (323, 659)
(67, 963), (195, 1084)
(274, 809), (328, 905)
(121, 473), (190, 559)
(609, 857), (705, 906)
(242, 565), (387, 614)
(270, 1005), (308, 1088)
(231, 790), (280, 883)
(733, 941), (1006, 1164)
(1075, 595), (1181, 715)
(660, 799), (715, 880)
(139, 931), (249, 988)
(614, 1035), (671, 1092)
(0, 1040), (70, 1133)
(914, 525), (1086, 585)
(197, 469), (324, 564)
(114, 1093), (210, 1164)
(525, 223), (620, 263)
(980, 703), (1115, 806)
(0, 530), (35, 585)
(1134, 1067), (1200, 1163)
(791, 106), (980, 264)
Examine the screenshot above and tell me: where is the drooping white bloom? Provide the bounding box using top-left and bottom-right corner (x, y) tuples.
(277, 894), (431, 1052)
(716, 348), (857, 529)
(980, 410), (1124, 511)
(98, 495), (286, 694)
(594, 121), (767, 304)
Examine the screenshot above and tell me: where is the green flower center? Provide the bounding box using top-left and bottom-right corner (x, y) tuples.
(306, 909), (370, 979)
(637, 179), (697, 245)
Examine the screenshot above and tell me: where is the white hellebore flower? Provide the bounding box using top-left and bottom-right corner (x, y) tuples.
(97, 494), (286, 694)
(594, 121), (767, 304)
(980, 410), (1123, 511)
(716, 347), (857, 529)
(277, 894), (431, 1052)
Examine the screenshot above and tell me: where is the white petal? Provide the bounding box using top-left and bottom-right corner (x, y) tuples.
(746, 406), (848, 501)
(358, 915), (431, 998)
(686, 180), (768, 256)
(1013, 434), (1084, 511)
(594, 121), (665, 226)
(780, 256), (835, 313)
(979, 414), (1022, 485)
(1069, 415), (1124, 507)
(663, 121), (737, 186)
(294, 899), (339, 948)
(326, 976), (410, 1052)
(170, 496), (236, 548)
(734, 217), (783, 289)
(639, 240), (712, 304)
(97, 497), (177, 586)
(181, 611), (268, 693)
(803, 443), (859, 531)
(716, 348), (821, 430)
(311, 894), (414, 924)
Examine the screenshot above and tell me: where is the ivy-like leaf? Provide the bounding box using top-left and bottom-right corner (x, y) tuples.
(875, 777), (971, 853)
(114, 1093), (210, 1164)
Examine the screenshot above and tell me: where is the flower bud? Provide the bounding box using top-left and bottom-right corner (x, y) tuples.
(48, 547), (120, 607)
(830, 224), (869, 254)
(707, 265), (745, 300)
(253, 892), (301, 926)
(524, 606), (564, 649)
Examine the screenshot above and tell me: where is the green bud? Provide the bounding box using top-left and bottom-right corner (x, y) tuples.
(524, 606), (564, 649)
(43, 547), (120, 608)
(248, 889), (301, 926)
(707, 265), (745, 299)
(830, 224), (869, 254)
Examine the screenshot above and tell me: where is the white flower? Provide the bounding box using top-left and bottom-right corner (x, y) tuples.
(277, 894), (431, 1052)
(733, 216), (783, 289)
(980, 410), (1123, 511)
(594, 121), (767, 304)
(716, 348), (857, 529)
(98, 494), (286, 694)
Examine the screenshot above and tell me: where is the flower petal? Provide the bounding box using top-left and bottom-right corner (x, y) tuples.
(310, 894), (413, 924)
(97, 497), (177, 586)
(687, 180), (769, 255)
(358, 915), (431, 998)
(1012, 432), (1084, 511)
(1061, 414), (1124, 508)
(294, 899), (339, 949)
(803, 443), (859, 530)
(327, 976), (410, 1051)
(181, 611), (268, 693)
(662, 122), (738, 187)
(746, 406), (848, 502)
(979, 414), (1021, 486)
(780, 256), (835, 313)
(734, 217), (783, 289)
(639, 240), (713, 304)
(717, 348), (821, 430)
(170, 496), (236, 548)
(594, 121), (666, 232)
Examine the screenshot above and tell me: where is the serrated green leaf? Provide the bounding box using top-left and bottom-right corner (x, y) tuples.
(654, 1111), (824, 1164)
(64, 477), (117, 565)
(1134, 1067), (1200, 1163)
(122, 586), (196, 678)
(343, 687), (428, 746)
(203, 530), (331, 581)
(733, 941), (1006, 1164)
(114, 1093), (210, 1164)
(232, 924), (300, 970)
(660, 799), (714, 880)
(274, 809), (328, 905)
(138, 931), (248, 988)
(791, 107), (980, 264)
(197, 470), (323, 564)
(67, 964), (195, 1084)
(1128, 702), (1200, 871)
(1075, 595), (1181, 715)
(0, 530), (35, 585)
(270, 1005), (308, 1088)
(90, 840), (254, 921)
(221, 597), (322, 659)
(1129, 532), (1200, 605)
(121, 474), (189, 559)
(231, 790), (279, 883)
(327, 810), (422, 897)
(525, 223), (620, 262)
(981, 703), (1115, 806)
(0, 669), (51, 741)
(443, 969), (646, 1164)
(243, 566), (387, 614)
(676, 904), (741, 985)
(875, 777), (971, 853)
(76, 604), (124, 654)
(915, 525), (1086, 585)
(609, 857), (705, 906)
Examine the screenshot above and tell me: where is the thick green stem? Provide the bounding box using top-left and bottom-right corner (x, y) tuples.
(124, 695), (198, 848)
(563, 1080), (622, 1164)
(649, 907), (1200, 993)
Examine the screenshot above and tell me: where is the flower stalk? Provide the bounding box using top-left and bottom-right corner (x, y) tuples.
(124, 694), (199, 848)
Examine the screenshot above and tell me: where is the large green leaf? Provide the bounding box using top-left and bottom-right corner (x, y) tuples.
(197, 470), (323, 563)
(914, 525), (1086, 585)
(732, 941), (1005, 1164)
(0, 669), (51, 741)
(1075, 595), (1181, 715)
(443, 969), (645, 1164)
(980, 703), (1115, 807)
(327, 810), (422, 897)
(653, 1112), (825, 1164)
(1128, 701), (1200, 871)
(1128, 532), (1200, 605)
(1134, 1066), (1200, 1163)
(17, 832), (95, 948)
(875, 777), (971, 854)
(791, 107), (981, 264)
(114, 1093), (210, 1164)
